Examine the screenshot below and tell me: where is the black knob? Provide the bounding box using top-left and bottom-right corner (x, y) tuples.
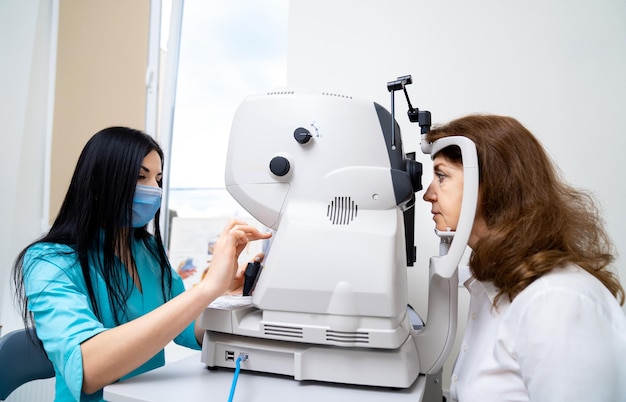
(243, 261), (262, 296)
(294, 127), (312, 144)
(405, 159), (423, 192)
(269, 156), (290, 176)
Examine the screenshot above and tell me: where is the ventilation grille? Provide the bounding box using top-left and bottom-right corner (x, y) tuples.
(264, 324), (303, 339)
(266, 90), (295, 96)
(326, 330), (370, 344)
(321, 91), (353, 99)
(262, 325), (370, 344)
(327, 196), (358, 225)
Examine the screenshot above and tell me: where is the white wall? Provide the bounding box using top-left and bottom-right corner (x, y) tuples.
(287, 0), (626, 393)
(0, 0), (53, 340)
(0, 1), (55, 335)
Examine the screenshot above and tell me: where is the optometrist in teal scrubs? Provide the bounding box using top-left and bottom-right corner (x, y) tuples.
(13, 127), (271, 401)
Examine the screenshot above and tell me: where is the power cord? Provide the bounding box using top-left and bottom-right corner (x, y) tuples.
(228, 353), (248, 402)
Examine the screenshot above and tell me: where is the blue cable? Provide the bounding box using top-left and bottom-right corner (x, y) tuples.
(228, 354), (246, 402)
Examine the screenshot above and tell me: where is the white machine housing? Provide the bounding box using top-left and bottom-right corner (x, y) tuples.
(199, 89), (478, 391)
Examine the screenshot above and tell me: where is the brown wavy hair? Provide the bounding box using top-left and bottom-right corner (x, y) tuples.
(426, 114), (624, 306)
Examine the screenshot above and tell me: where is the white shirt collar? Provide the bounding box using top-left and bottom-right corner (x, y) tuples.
(464, 275), (499, 304)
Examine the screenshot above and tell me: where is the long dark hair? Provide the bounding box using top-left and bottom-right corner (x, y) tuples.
(13, 126), (173, 326)
(427, 115), (624, 306)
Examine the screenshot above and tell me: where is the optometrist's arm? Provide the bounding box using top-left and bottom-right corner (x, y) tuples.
(80, 220), (271, 395)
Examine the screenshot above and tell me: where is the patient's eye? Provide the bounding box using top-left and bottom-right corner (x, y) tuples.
(435, 172), (446, 183)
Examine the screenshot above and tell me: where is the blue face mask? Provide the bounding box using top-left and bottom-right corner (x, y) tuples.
(132, 184), (162, 228)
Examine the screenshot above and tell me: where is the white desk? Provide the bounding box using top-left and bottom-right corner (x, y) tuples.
(104, 352), (427, 401)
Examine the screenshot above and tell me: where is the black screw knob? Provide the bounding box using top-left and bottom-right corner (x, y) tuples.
(294, 127), (312, 144)
(269, 156), (290, 176)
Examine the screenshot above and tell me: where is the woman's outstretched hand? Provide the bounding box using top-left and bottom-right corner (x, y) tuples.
(199, 220), (271, 296)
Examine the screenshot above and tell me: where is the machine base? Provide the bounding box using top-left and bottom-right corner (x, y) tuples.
(201, 330), (421, 389)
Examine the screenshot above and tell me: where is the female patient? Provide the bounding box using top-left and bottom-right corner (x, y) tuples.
(12, 127), (271, 401)
(422, 115), (626, 401)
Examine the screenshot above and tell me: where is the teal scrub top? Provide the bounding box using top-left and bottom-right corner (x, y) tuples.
(23, 238), (201, 402)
